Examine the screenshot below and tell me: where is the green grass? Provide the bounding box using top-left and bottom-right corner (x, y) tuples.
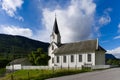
(1, 68), (91, 80)
(0, 68), (6, 76)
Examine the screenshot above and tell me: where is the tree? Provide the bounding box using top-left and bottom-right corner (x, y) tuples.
(106, 59), (120, 66)
(28, 48), (50, 65)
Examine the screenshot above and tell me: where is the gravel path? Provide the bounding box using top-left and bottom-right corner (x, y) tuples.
(46, 68), (120, 80)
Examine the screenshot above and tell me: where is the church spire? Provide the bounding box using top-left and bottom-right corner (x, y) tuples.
(50, 16), (61, 45)
(53, 17), (60, 34)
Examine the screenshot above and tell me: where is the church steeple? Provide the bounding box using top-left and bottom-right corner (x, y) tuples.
(51, 17), (61, 45)
(53, 17), (60, 34)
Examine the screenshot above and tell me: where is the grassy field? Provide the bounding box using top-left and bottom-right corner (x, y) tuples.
(1, 68), (91, 80)
(0, 68), (6, 77)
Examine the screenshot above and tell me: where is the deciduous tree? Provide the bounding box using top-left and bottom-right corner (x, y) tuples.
(28, 48), (50, 65)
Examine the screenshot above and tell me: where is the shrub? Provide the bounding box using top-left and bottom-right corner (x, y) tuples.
(0, 68), (6, 77)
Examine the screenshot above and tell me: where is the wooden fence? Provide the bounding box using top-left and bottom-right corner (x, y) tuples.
(6, 64), (117, 70)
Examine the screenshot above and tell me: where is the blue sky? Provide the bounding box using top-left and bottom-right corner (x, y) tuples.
(0, 0), (120, 58)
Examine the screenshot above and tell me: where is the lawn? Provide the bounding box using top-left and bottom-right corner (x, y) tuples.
(0, 68), (6, 77)
(1, 68), (91, 80)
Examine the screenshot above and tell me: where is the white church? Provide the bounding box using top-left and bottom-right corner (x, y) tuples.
(48, 18), (106, 68)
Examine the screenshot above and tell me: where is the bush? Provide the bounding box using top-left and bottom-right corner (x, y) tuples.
(0, 68), (6, 77)
(0, 58), (10, 68)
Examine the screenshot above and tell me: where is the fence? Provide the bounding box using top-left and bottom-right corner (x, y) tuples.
(82, 65), (118, 70)
(91, 65), (111, 69)
(6, 65), (50, 70)
(6, 64), (117, 71)
(22, 66), (50, 70)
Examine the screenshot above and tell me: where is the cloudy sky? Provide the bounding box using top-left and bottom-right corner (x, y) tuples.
(0, 0), (120, 58)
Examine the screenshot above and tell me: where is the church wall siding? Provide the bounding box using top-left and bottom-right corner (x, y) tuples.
(53, 52), (95, 68)
(95, 52), (105, 65)
(48, 43), (58, 67)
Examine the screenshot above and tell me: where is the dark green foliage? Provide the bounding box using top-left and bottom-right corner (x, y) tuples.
(0, 58), (10, 68)
(0, 68), (6, 77)
(28, 48), (50, 65)
(0, 34), (49, 58)
(105, 54), (120, 66)
(106, 59), (120, 65)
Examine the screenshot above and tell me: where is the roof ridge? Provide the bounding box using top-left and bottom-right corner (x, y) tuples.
(62, 39), (97, 45)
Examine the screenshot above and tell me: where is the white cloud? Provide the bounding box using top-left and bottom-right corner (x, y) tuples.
(15, 16), (24, 21)
(99, 16), (111, 25)
(94, 8), (112, 37)
(118, 23), (120, 33)
(98, 8), (111, 25)
(107, 47), (120, 58)
(114, 23), (120, 39)
(38, 0), (96, 43)
(1, 0), (24, 21)
(118, 24), (120, 28)
(0, 25), (32, 38)
(114, 35), (120, 39)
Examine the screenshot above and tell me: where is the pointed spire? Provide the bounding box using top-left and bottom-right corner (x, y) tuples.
(53, 16), (60, 34)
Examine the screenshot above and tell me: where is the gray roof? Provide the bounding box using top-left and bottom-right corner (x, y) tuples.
(9, 58), (32, 65)
(53, 39), (106, 54)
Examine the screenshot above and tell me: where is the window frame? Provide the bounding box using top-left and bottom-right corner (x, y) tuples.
(53, 34), (55, 39)
(56, 56), (59, 63)
(63, 56), (66, 63)
(79, 54), (82, 62)
(71, 55), (74, 62)
(52, 57), (54, 63)
(52, 45), (54, 50)
(88, 54), (91, 62)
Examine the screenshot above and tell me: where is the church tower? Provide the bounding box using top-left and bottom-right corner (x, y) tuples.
(48, 17), (61, 67)
(50, 17), (61, 45)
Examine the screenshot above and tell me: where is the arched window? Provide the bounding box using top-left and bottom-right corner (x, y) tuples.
(71, 55), (74, 62)
(79, 55), (82, 62)
(52, 45), (54, 50)
(53, 34), (55, 39)
(52, 57), (54, 63)
(88, 54), (91, 62)
(56, 56), (59, 63)
(63, 56), (66, 63)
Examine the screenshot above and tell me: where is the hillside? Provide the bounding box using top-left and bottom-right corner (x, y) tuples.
(105, 54), (117, 59)
(0, 34), (49, 57)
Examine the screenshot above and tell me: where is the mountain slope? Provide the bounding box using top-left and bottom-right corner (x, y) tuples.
(105, 54), (117, 59)
(0, 34), (49, 56)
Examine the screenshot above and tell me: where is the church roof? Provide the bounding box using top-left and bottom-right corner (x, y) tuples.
(53, 39), (106, 54)
(53, 17), (60, 34)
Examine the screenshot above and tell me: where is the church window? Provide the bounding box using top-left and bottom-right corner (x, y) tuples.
(79, 55), (82, 62)
(53, 34), (55, 39)
(52, 57), (54, 63)
(52, 45), (54, 50)
(56, 56), (59, 63)
(88, 54), (91, 62)
(63, 56), (66, 63)
(71, 55), (74, 62)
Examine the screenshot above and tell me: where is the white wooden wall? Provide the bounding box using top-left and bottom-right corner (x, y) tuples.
(53, 53), (95, 68)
